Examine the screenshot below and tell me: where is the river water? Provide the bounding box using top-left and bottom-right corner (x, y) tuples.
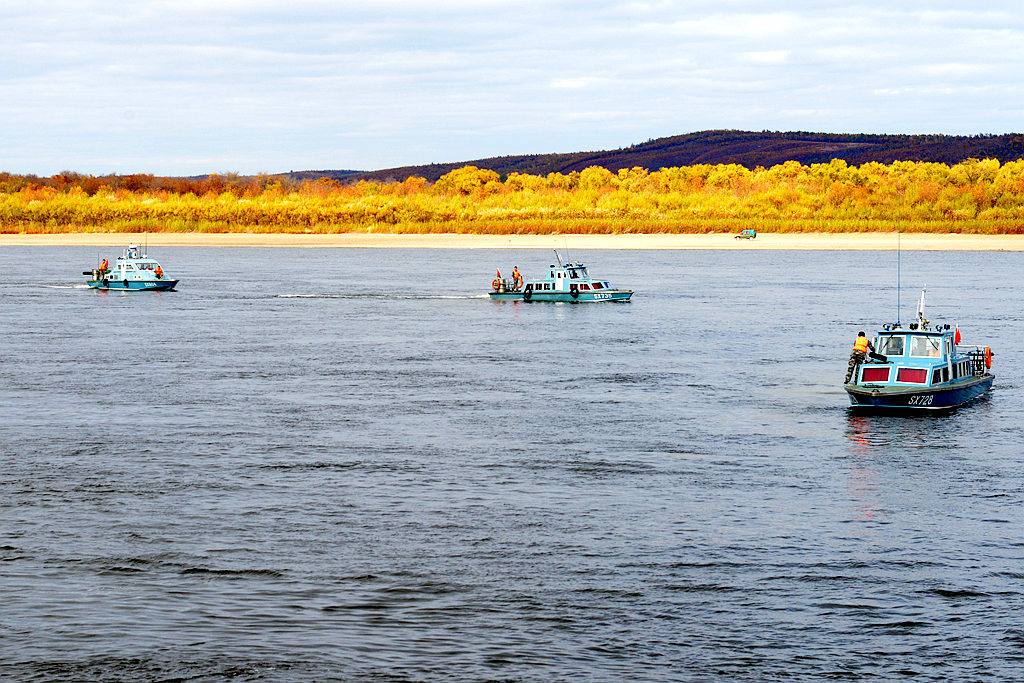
(2, 246), (1023, 681)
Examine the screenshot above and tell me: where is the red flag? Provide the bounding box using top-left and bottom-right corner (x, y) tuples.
(954, 327), (961, 344)
(496, 268), (501, 278)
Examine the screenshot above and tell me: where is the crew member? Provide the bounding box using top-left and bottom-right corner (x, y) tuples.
(100, 258), (109, 271)
(846, 331), (875, 384)
(155, 266), (163, 278)
(512, 266), (522, 288)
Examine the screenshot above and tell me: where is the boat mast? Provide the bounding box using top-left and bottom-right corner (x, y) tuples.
(896, 174), (904, 328)
(916, 286), (928, 329)
(896, 230), (901, 327)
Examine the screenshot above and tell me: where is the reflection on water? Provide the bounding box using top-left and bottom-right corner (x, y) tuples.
(843, 415), (882, 521)
(844, 402), (989, 456)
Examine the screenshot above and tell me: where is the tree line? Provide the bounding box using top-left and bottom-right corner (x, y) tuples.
(2, 158), (1023, 234)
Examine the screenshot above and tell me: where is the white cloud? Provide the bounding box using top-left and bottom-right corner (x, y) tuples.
(743, 51), (790, 65)
(1, 1), (1023, 174)
(550, 78), (605, 90)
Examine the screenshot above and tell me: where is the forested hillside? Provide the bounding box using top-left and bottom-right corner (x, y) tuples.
(312, 130), (1024, 184)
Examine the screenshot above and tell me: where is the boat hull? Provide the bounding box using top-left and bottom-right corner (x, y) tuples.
(520, 289), (632, 302)
(845, 374), (993, 410)
(88, 279), (178, 291)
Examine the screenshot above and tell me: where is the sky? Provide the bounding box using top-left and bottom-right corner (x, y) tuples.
(3, 0), (1023, 176)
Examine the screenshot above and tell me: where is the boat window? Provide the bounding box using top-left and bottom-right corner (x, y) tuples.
(525, 283), (533, 291)
(861, 366), (890, 383)
(123, 264), (135, 270)
(545, 283), (551, 290)
(580, 268), (589, 278)
(878, 335), (905, 356)
(593, 282), (604, 290)
(909, 335), (942, 358)
(896, 367), (928, 384)
(581, 283), (591, 290)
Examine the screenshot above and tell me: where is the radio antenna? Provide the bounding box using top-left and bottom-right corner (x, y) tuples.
(896, 230), (901, 327)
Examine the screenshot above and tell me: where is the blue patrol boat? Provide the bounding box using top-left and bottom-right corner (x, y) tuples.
(83, 244), (178, 291)
(489, 251), (632, 302)
(844, 290), (994, 410)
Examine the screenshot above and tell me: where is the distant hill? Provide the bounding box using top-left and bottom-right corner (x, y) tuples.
(286, 130), (1024, 184)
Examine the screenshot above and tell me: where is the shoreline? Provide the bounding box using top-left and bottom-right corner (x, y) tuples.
(3, 231), (1024, 250)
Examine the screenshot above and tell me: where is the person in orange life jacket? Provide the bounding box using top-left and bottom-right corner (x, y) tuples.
(846, 331), (875, 384)
(155, 266), (163, 278)
(100, 258), (109, 271)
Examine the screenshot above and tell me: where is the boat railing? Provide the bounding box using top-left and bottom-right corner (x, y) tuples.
(492, 277), (522, 293)
(963, 347), (990, 376)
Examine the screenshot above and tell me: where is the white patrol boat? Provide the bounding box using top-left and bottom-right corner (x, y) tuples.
(83, 244), (178, 291)
(488, 251), (632, 302)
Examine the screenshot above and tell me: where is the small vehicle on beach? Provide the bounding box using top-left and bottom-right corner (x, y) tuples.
(488, 251), (632, 302)
(844, 289), (993, 410)
(83, 244), (178, 291)
(735, 229), (756, 239)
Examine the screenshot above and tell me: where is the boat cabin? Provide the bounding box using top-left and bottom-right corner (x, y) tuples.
(856, 326), (987, 387)
(523, 261), (614, 294)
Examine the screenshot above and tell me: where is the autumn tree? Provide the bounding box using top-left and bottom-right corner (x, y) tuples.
(434, 166), (501, 195)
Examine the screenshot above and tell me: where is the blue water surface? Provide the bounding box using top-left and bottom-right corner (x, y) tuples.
(1, 246), (1023, 681)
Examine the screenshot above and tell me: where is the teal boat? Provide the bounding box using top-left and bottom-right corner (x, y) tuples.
(83, 244), (178, 291)
(488, 251), (632, 302)
(844, 289), (994, 410)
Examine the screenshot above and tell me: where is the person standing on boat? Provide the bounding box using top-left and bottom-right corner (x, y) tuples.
(846, 331), (875, 384)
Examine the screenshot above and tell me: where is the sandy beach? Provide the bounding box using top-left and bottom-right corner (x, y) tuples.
(2, 231), (1024, 250)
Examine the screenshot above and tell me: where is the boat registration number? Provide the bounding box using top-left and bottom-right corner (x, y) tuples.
(908, 395), (934, 406)
(594, 293), (611, 300)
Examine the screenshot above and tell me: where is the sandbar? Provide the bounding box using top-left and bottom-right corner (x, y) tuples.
(2, 232), (1024, 250)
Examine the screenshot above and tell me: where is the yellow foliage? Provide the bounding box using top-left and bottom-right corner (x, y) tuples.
(4, 158), (1024, 235)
